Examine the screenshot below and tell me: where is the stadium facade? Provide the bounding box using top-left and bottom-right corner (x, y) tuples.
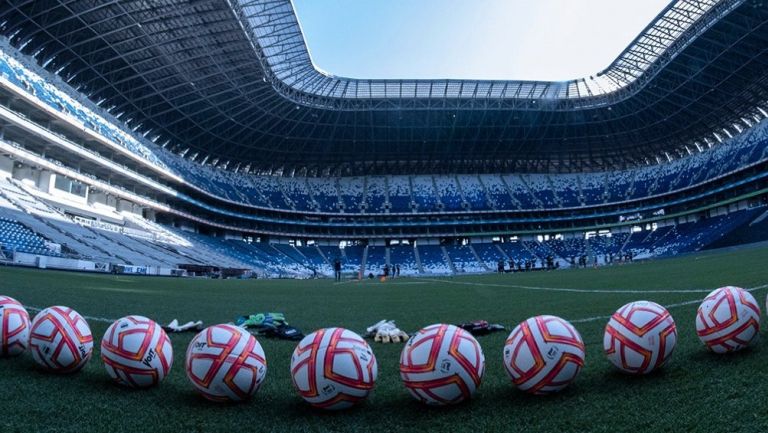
(0, 0), (766, 278)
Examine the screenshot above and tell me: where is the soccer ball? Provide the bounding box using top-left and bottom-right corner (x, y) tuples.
(503, 315), (584, 394)
(0, 296), (30, 357)
(29, 306), (93, 373)
(604, 301), (677, 374)
(185, 324), (267, 402)
(696, 286), (760, 353)
(101, 315), (173, 388)
(400, 324), (484, 405)
(290, 327), (377, 410)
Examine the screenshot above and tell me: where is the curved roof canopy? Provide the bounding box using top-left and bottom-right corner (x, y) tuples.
(0, 0), (767, 174)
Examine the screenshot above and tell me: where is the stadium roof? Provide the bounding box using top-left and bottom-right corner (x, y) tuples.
(0, 0), (767, 174)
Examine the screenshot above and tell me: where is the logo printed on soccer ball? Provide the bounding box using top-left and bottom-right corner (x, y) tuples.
(101, 315), (173, 388)
(440, 359), (452, 373)
(546, 346), (560, 360)
(358, 349), (370, 363)
(696, 286), (760, 353)
(0, 295), (30, 357)
(290, 327), (378, 410)
(400, 324), (485, 406)
(503, 315), (584, 395)
(29, 306), (93, 373)
(604, 301), (677, 374)
(142, 348), (156, 367)
(185, 324), (267, 402)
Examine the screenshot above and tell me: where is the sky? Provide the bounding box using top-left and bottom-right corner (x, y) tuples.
(292, 0), (672, 81)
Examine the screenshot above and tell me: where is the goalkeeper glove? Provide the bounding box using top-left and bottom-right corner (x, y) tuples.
(374, 321), (410, 343)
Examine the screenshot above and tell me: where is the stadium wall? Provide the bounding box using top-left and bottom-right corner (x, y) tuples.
(8, 251), (180, 276)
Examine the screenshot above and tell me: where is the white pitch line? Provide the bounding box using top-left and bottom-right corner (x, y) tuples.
(380, 281), (430, 285)
(567, 283), (768, 324)
(333, 279), (428, 286)
(413, 278), (727, 294)
(22, 283), (768, 329)
(24, 305), (115, 324)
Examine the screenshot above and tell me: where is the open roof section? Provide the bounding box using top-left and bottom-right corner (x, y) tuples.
(233, 0), (727, 108)
(291, 0), (672, 82)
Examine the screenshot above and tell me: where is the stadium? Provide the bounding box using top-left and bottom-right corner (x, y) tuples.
(0, 0), (767, 431)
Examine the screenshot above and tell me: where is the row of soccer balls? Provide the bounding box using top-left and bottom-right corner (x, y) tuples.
(0, 285), (760, 409)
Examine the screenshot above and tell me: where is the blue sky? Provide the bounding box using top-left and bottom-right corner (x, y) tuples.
(292, 0), (672, 81)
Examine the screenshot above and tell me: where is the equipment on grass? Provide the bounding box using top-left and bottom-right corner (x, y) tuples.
(163, 319), (203, 333)
(0, 295), (30, 357)
(696, 286), (760, 353)
(235, 312), (286, 328)
(365, 320), (410, 343)
(29, 306), (93, 373)
(503, 315), (584, 394)
(267, 324), (304, 340)
(290, 327), (377, 410)
(604, 301), (677, 374)
(457, 320), (505, 336)
(101, 315), (173, 388)
(235, 312), (304, 340)
(400, 324), (484, 405)
(185, 324), (267, 402)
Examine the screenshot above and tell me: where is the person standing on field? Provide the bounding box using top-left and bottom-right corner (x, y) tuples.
(334, 258), (342, 281)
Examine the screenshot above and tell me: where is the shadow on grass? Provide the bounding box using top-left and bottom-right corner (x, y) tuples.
(686, 345), (759, 364)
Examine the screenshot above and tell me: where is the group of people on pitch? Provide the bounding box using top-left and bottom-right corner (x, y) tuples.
(333, 258), (401, 281)
(497, 256), (559, 273)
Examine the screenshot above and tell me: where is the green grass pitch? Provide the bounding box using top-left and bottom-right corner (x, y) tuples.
(2, 246), (768, 432)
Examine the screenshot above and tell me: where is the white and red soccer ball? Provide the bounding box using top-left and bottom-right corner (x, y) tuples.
(400, 324), (484, 405)
(291, 327), (377, 410)
(101, 315), (173, 388)
(697, 286), (760, 353)
(185, 324), (267, 402)
(29, 306), (93, 373)
(604, 301), (677, 374)
(503, 315), (584, 394)
(0, 296), (30, 357)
